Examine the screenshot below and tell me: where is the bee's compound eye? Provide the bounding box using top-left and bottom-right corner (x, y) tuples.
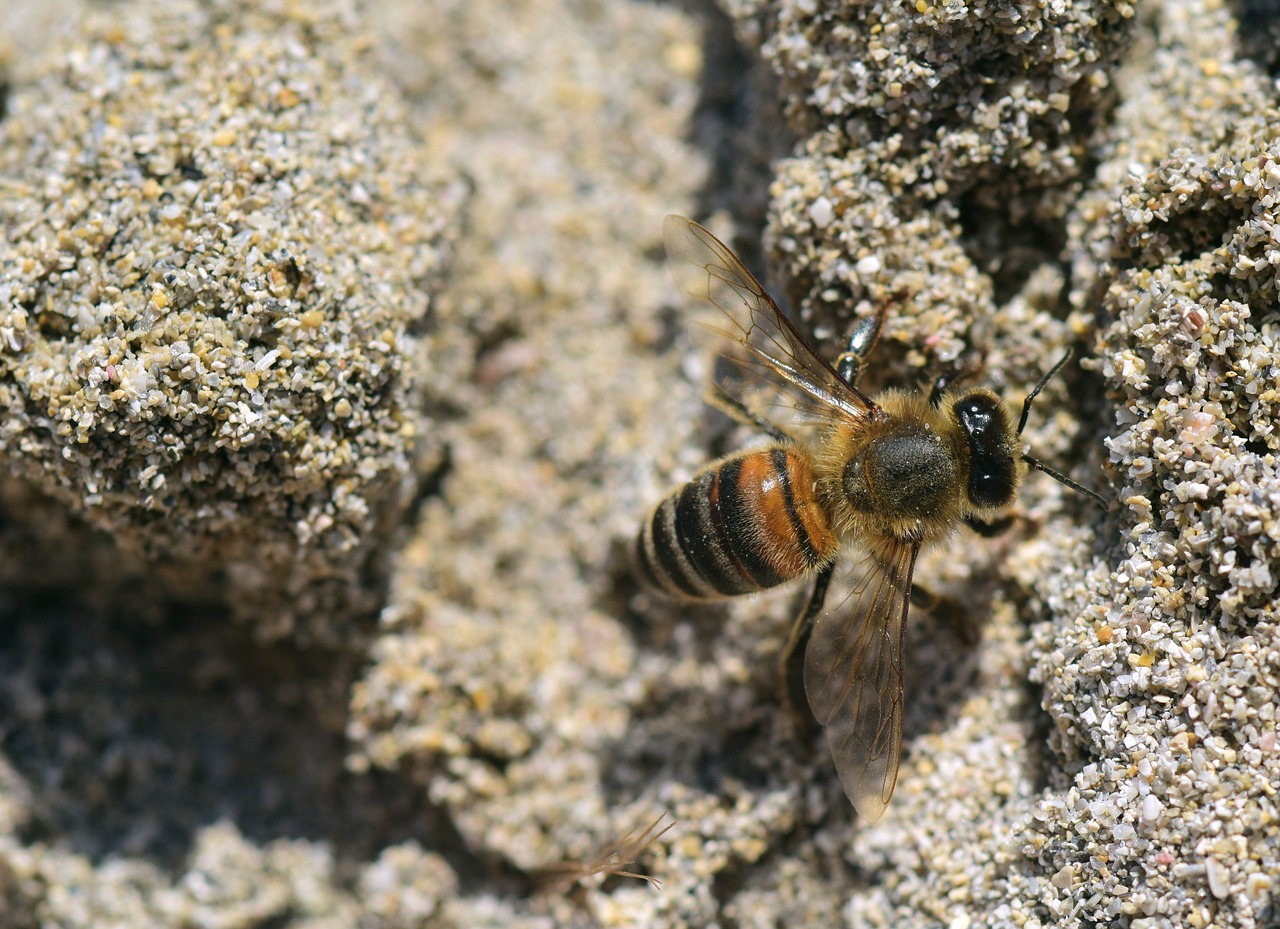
(954, 392), (1018, 509)
(954, 395), (995, 436)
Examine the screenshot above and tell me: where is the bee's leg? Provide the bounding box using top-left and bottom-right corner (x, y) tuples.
(928, 357), (983, 408)
(964, 514), (1015, 537)
(834, 305), (888, 386)
(927, 374), (950, 409)
(915, 515), (1012, 643)
(909, 583), (979, 647)
(780, 562), (834, 719)
(707, 385), (791, 443)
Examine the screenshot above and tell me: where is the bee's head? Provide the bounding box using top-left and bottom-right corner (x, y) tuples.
(951, 389), (1020, 511)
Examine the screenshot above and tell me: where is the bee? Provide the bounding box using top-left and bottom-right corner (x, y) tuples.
(635, 215), (1105, 823)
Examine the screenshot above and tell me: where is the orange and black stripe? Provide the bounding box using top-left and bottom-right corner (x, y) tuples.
(635, 447), (838, 599)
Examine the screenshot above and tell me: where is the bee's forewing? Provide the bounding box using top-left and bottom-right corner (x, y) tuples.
(803, 540), (917, 823)
(663, 215), (876, 436)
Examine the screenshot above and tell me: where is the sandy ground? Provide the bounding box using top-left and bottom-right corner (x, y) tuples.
(0, 0), (1278, 926)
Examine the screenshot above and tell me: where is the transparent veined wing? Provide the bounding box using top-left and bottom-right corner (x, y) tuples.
(804, 539), (918, 823)
(663, 215), (879, 436)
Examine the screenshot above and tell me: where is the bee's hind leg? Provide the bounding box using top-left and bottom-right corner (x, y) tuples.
(779, 563), (834, 721)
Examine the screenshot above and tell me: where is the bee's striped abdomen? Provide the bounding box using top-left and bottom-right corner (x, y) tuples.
(635, 447), (838, 599)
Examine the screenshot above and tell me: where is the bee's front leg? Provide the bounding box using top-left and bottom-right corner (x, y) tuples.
(964, 514), (1016, 537)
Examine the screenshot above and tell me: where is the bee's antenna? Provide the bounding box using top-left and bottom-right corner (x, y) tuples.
(1018, 348), (1074, 436)
(1019, 347), (1109, 509)
(1022, 454), (1109, 509)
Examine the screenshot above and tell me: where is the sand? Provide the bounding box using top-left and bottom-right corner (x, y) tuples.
(0, 0), (1276, 926)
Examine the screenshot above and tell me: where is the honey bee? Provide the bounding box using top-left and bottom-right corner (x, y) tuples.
(636, 215), (1105, 823)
